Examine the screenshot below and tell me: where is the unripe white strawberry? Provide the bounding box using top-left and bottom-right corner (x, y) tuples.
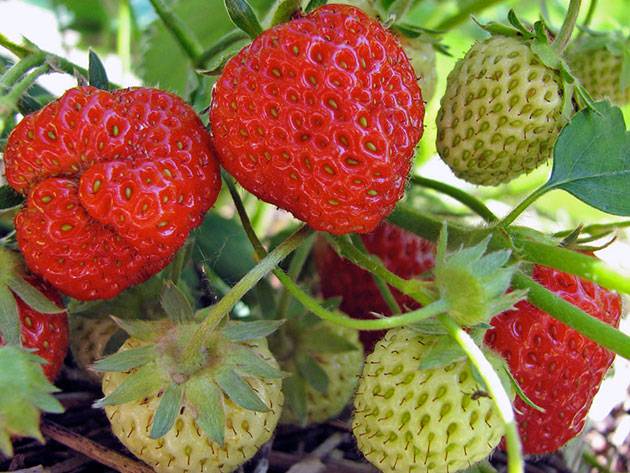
(71, 316), (120, 382)
(277, 323), (363, 425)
(103, 337), (283, 473)
(567, 36), (630, 106)
(436, 35), (565, 185)
(353, 327), (508, 473)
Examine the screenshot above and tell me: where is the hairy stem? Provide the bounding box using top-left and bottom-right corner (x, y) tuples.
(552, 0), (582, 53)
(437, 315), (523, 473)
(411, 175), (498, 223)
(0, 53), (45, 90)
(276, 232), (316, 318)
(184, 225), (312, 370)
(580, 0), (598, 34)
(148, 0), (204, 63)
(117, 0), (132, 75)
(351, 235), (402, 314)
(515, 238), (630, 294)
(500, 186), (549, 227)
(0, 64), (49, 118)
(512, 272), (630, 359)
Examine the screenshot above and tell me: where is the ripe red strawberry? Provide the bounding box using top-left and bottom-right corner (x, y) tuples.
(211, 4), (424, 234)
(0, 249), (68, 381)
(4, 86), (221, 300)
(485, 264), (622, 454)
(314, 221), (435, 351)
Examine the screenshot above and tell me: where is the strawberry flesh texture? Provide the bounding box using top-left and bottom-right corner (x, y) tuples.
(5, 87), (220, 300)
(211, 5), (424, 234)
(314, 221), (435, 352)
(0, 275), (68, 381)
(485, 265), (622, 454)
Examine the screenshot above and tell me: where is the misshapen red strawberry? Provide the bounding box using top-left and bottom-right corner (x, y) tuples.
(314, 221), (435, 351)
(5, 86), (221, 300)
(485, 264), (622, 454)
(211, 5), (424, 234)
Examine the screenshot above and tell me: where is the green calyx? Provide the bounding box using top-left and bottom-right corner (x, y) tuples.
(434, 226), (526, 326)
(93, 314), (285, 445)
(0, 345), (64, 457)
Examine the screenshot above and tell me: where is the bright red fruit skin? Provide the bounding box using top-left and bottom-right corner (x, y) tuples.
(211, 5), (424, 234)
(0, 275), (68, 381)
(485, 265), (622, 454)
(314, 221), (435, 351)
(5, 86), (221, 300)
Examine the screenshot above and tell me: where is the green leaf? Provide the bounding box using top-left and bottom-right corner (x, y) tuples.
(88, 50), (109, 90)
(111, 317), (171, 342)
(545, 101), (630, 216)
(0, 346), (64, 457)
(186, 377), (225, 445)
(160, 281), (194, 323)
(0, 186), (24, 211)
(271, 0), (301, 26)
(304, 0), (326, 12)
(95, 362), (165, 407)
(7, 276), (66, 314)
(301, 326), (358, 353)
(227, 344), (284, 379)
(222, 319), (285, 341)
(417, 335), (466, 370)
(224, 0), (263, 39)
(283, 374), (307, 426)
(215, 368), (269, 411)
(296, 353), (329, 394)
(150, 383), (183, 439)
(0, 286), (20, 346)
(92, 345), (156, 372)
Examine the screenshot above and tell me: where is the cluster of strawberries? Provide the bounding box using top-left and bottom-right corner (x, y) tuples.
(0, 2), (626, 473)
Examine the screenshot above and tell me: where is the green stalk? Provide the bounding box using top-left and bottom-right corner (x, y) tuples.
(579, 0), (598, 34)
(351, 235), (402, 314)
(0, 64), (49, 118)
(0, 34), (31, 58)
(435, 0), (506, 31)
(552, 0), (583, 53)
(195, 30), (249, 68)
(513, 272), (630, 359)
(183, 225), (312, 369)
(438, 314), (523, 473)
(411, 175), (498, 223)
(117, 0), (132, 75)
(148, 0), (204, 63)
(329, 234), (434, 306)
(276, 233), (316, 318)
(500, 186), (549, 227)
(0, 53), (45, 90)
(515, 238), (630, 294)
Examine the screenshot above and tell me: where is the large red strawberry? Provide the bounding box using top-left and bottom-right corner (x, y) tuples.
(485, 264), (622, 454)
(211, 4), (424, 234)
(4, 86), (221, 300)
(314, 221), (435, 351)
(0, 248), (68, 381)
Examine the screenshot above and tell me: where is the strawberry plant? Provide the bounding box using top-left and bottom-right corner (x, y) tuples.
(0, 0), (629, 472)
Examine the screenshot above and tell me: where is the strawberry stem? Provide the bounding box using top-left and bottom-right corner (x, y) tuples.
(0, 64), (49, 126)
(181, 224), (312, 373)
(437, 314), (524, 473)
(552, 0), (583, 53)
(276, 233), (316, 318)
(579, 0), (598, 35)
(116, 0), (132, 76)
(195, 30), (249, 68)
(500, 186), (549, 227)
(147, 0), (204, 63)
(0, 53), (45, 90)
(512, 272), (630, 359)
(411, 175), (498, 223)
(434, 0), (506, 31)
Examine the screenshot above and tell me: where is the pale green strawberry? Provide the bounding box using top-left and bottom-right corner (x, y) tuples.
(275, 321), (363, 426)
(71, 316), (121, 382)
(353, 327), (509, 473)
(567, 33), (630, 106)
(103, 336), (283, 473)
(436, 35), (565, 185)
